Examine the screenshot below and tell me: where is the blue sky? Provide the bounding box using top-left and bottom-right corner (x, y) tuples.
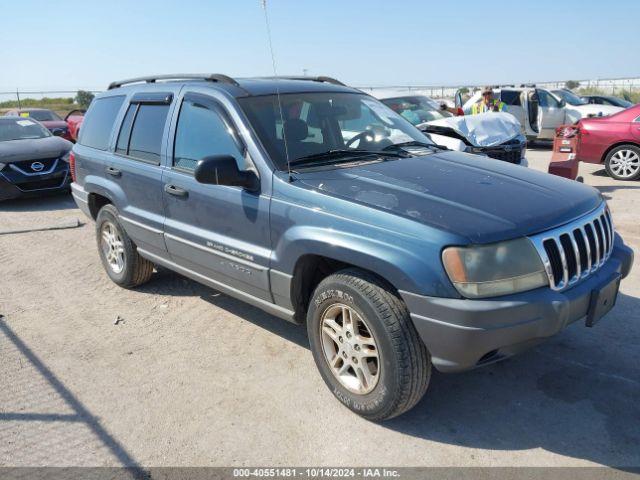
(1, 0), (638, 92)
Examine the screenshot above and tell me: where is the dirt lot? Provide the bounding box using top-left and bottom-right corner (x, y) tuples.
(1, 148), (639, 468)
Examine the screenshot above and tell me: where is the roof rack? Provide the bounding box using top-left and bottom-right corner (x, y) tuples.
(107, 74), (239, 90)
(274, 76), (346, 86)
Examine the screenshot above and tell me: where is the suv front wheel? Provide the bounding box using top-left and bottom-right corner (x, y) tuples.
(307, 268), (431, 420)
(96, 204), (154, 288)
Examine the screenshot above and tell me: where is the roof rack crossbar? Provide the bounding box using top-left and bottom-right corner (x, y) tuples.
(275, 76), (346, 86)
(108, 73), (239, 90)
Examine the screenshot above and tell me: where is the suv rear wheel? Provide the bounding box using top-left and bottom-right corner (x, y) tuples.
(96, 204), (154, 288)
(307, 268), (431, 420)
(605, 145), (640, 180)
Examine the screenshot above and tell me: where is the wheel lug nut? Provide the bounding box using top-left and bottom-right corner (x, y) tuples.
(342, 352), (347, 359)
(338, 336), (343, 343)
(346, 332), (352, 338)
(352, 357), (358, 364)
(354, 345), (360, 351)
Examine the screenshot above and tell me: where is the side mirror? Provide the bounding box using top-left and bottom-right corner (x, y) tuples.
(194, 155), (260, 191)
(52, 128), (64, 137)
(559, 99), (566, 108)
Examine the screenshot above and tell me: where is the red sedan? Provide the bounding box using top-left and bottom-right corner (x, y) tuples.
(560, 104), (640, 180)
(64, 109), (85, 142)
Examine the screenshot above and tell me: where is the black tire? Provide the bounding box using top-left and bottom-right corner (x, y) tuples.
(95, 204), (154, 288)
(604, 145), (640, 181)
(307, 268), (431, 420)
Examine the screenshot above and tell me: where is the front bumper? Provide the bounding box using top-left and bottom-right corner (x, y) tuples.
(400, 238), (633, 373)
(0, 160), (71, 201)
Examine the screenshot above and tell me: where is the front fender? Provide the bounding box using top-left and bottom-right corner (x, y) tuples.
(272, 225), (459, 299)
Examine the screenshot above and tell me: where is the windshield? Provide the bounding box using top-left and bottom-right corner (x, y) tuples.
(380, 96), (452, 125)
(608, 97), (633, 108)
(238, 92), (434, 170)
(0, 117), (51, 141)
(553, 90), (587, 106)
(20, 110), (62, 121)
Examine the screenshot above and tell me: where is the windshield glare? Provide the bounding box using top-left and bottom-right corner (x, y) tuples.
(239, 92), (433, 170)
(554, 90), (587, 106)
(20, 110), (61, 121)
(0, 118), (51, 141)
(380, 96), (452, 125)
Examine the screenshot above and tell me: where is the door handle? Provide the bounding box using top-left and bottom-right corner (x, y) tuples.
(105, 166), (121, 177)
(164, 184), (188, 198)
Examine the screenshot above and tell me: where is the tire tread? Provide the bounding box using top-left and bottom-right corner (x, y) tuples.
(96, 204), (154, 288)
(315, 268), (431, 420)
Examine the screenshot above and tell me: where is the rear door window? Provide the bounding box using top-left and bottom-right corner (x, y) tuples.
(116, 105), (136, 155)
(79, 95), (125, 150)
(118, 104), (170, 164)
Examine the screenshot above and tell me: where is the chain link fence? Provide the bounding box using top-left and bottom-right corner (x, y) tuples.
(358, 76), (640, 100)
(2, 76), (639, 105)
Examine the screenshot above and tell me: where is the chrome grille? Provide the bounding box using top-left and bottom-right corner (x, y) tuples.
(529, 203), (614, 291)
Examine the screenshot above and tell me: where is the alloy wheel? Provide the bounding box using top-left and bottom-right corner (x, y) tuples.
(100, 221), (125, 274)
(610, 149), (640, 179)
(320, 303), (380, 394)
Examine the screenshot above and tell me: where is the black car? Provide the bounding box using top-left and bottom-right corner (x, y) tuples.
(0, 117), (72, 201)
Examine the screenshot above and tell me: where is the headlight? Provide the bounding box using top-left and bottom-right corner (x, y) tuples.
(442, 238), (548, 298)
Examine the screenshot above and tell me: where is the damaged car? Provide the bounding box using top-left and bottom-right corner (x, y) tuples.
(459, 86), (623, 142)
(373, 91), (527, 166)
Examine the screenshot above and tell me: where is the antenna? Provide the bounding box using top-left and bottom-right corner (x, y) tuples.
(261, 0), (292, 182)
(16, 89), (21, 110)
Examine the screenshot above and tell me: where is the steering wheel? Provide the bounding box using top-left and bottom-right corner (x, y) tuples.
(345, 130), (375, 149)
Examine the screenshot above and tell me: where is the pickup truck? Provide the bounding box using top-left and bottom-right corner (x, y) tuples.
(70, 74), (633, 420)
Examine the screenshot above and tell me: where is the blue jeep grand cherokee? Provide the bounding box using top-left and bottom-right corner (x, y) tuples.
(71, 74), (633, 420)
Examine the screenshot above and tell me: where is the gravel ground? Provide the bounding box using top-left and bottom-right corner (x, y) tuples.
(0, 148), (639, 468)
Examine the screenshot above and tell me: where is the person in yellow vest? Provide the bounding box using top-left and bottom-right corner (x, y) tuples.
(471, 87), (506, 114)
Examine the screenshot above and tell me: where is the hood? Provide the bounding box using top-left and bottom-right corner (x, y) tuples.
(418, 112), (522, 147)
(0, 136), (72, 163)
(295, 152), (602, 244)
(569, 104), (623, 118)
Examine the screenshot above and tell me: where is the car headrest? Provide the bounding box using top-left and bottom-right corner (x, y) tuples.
(283, 118), (309, 142)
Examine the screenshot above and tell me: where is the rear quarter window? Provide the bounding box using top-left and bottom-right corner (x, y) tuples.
(79, 96), (125, 150)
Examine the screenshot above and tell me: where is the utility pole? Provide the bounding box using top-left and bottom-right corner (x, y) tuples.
(16, 88), (21, 109)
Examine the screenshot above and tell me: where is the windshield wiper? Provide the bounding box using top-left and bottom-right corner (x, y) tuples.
(289, 149), (406, 168)
(383, 141), (444, 151)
